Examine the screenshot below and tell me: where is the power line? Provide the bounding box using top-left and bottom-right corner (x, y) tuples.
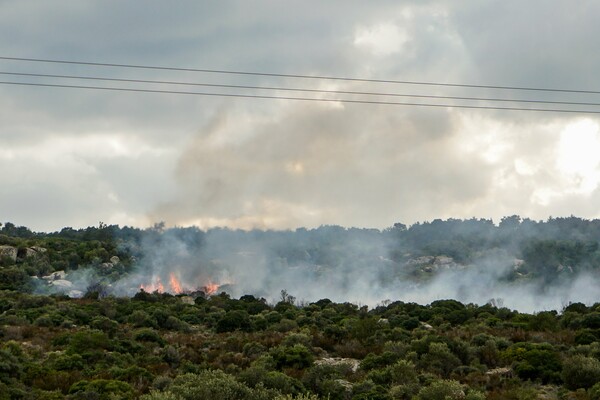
(3, 80), (600, 114)
(3, 71), (600, 108)
(1, 55), (599, 95)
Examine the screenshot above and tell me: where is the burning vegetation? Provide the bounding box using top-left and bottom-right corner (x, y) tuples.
(139, 272), (226, 296)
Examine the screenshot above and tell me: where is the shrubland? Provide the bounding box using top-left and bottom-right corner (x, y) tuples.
(2, 217), (600, 398)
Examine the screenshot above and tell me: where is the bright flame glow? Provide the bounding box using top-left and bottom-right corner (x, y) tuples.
(140, 277), (165, 293)
(202, 281), (220, 295)
(138, 271), (231, 296)
(169, 272), (183, 294)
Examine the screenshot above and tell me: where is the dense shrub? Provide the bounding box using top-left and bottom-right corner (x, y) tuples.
(563, 355), (600, 390)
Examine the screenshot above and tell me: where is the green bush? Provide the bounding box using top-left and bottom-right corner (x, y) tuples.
(216, 310), (252, 333)
(503, 343), (562, 383)
(418, 342), (462, 378)
(90, 316), (119, 337)
(416, 379), (465, 400)
(134, 328), (166, 346)
(563, 355), (600, 390)
(140, 391), (182, 400)
(68, 379), (134, 400)
(390, 360), (419, 386)
(271, 344), (314, 370)
(67, 330), (112, 353)
(162, 370), (275, 400)
(589, 381), (600, 400)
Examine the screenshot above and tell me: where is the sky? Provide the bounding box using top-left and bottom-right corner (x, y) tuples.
(2, 0), (600, 232)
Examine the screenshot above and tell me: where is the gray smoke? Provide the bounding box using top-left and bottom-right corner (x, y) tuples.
(86, 224), (600, 313)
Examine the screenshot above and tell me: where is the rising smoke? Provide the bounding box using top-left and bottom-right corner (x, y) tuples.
(76, 219), (600, 314)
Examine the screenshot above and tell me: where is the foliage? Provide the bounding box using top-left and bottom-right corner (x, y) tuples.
(2, 218), (600, 398)
(562, 355), (600, 390)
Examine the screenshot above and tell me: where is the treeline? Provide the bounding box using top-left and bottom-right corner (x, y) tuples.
(3, 216), (600, 292)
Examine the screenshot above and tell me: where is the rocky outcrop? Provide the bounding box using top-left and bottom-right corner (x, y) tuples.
(315, 357), (360, 372)
(20, 246), (47, 259)
(41, 272), (79, 297)
(180, 296), (196, 305)
(406, 255), (461, 273)
(0, 245), (18, 262)
(51, 279), (73, 289)
(100, 256), (122, 270)
(43, 271), (67, 281)
(0, 245), (48, 263)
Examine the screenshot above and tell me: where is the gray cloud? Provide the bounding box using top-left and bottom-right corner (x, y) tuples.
(1, 1), (600, 231)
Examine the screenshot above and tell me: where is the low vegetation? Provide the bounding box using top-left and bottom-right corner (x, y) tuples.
(2, 217), (600, 398)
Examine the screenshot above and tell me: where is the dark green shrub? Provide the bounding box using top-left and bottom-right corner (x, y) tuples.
(90, 316), (119, 336)
(563, 355), (600, 390)
(418, 343), (462, 378)
(582, 313), (600, 329)
(68, 330), (112, 353)
(134, 328), (166, 346)
(360, 352), (401, 371)
(416, 379), (465, 400)
(216, 310), (252, 333)
(271, 344), (314, 370)
(503, 343), (562, 384)
(68, 379), (134, 400)
(166, 370), (274, 400)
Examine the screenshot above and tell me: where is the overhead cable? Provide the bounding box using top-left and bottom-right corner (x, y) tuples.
(2, 80), (600, 114)
(1, 56), (599, 95)
(2, 71), (600, 108)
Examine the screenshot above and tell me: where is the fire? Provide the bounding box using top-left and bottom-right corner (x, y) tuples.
(169, 272), (183, 294)
(140, 277), (165, 293)
(202, 281), (220, 295)
(138, 272), (228, 296)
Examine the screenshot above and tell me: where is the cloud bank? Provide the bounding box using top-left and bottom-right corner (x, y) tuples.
(1, 1), (600, 231)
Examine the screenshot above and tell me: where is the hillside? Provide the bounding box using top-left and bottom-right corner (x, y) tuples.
(2, 218), (600, 398)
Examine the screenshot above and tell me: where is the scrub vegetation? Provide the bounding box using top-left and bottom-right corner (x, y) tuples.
(2, 217), (600, 398)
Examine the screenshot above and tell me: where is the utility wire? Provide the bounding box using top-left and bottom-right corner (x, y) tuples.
(1, 56), (599, 95)
(2, 80), (600, 114)
(3, 71), (600, 108)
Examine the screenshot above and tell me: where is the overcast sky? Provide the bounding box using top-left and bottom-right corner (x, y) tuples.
(2, 0), (600, 232)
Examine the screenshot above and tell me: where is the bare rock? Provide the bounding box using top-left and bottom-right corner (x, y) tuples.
(406, 256), (434, 266)
(316, 357), (360, 372)
(513, 259), (525, 270)
(21, 247), (48, 259)
(485, 367), (512, 376)
(43, 271), (67, 281)
(434, 256), (454, 265)
(420, 322), (434, 330)
(100, 263), (113, 270)
(0, 245), (17, 262)
(109, 256), (120, 264)
(180, 296), (195, 305)
(51, 279), (73, 288)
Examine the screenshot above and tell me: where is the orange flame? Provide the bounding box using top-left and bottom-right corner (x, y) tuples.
(202, 281), (220, 295)
(169, 272), (183, 294)
(140, 277), (164, 293)
(139, 273), (227, 296)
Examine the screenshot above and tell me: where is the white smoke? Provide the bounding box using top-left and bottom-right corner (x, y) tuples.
(86, 225), (600, 314)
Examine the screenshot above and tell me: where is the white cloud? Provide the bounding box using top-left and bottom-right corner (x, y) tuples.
(2, 1), (600, 230)
(556, 119), (600, 194)
(354, 23), (409, 56)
